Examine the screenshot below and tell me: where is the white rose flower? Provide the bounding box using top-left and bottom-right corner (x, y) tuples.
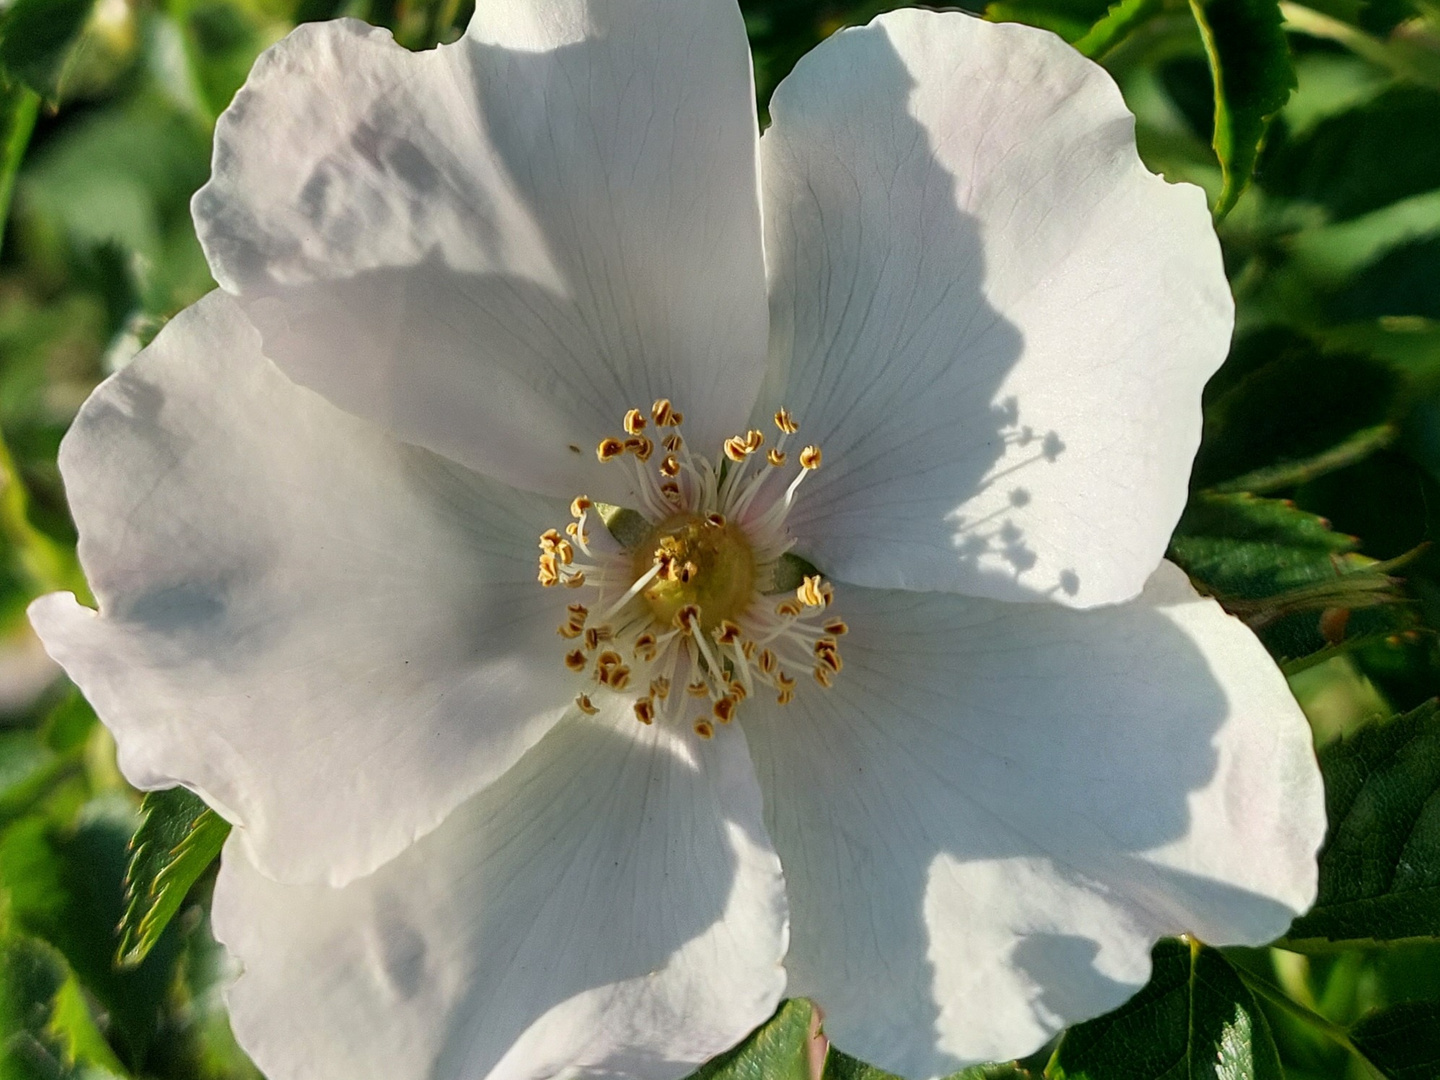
(28, 1), (1326, 1078)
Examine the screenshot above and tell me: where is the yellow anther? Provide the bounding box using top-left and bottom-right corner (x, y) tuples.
(723, 436), (749, 462)
(713, 696), (738, 724)
(824, 618), (849, 636)
(625, 435), (654, 462)
(799, 445), (822, 470)
(814, 665), (835, 688)
(758, 649), (778, 675)
(538, 553), (560, 587)
(741, 640), (757, 660)
(660, 480), (683, 502)
(745, 429), (765, 453)
(634, 633), (659, 662)
(674, 604), (700, 634)
(662, 433), (683, 452)
(660, 454), (680, 477)
(797, 575), (832, 608)
(687, 679), (710, 697)
(776, 672), (796, 705)
(563, 571), (586, 589)
(624, 408), (647, 435)
(706, 513), (726, 528)
(597, 437), (626, 462)
(774, 408), (798, 434)
(633, 697), (656, 725)
(715, 620), (743, 645)
(583, 626), (613, 651)
(576, 693), (599, 715)
(693, 719), (715, 739)
(570, 495), (592, 517)
(775, 598), (803, 617)
(568, 602), (589, 624)
(565, 649), (588, 671)
(652, 398), (683, 427)
(767, 449), (787, 467)
(650, 676), (671, 700)
(814, 638), (843, 673)
(727, 681), (748, 702)
(554, 539), (574, 565)
(539, 528), (564, 550)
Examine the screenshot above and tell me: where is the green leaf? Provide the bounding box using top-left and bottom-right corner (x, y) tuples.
(1262, 86), (1440, 222)
(823, 1050), (1033, 1080)
(1348, 1001), (1440, 1080)
(0, 921), (129, 1079)
(1049, 938), (1284, 1080)
(685, 998), (815, 1080)
(116, 788), (229, 969)
(1188, 0), (1297, 215)
(1170, 491), (1360, 601)
(0, 799), (187, 1066)
(1074, 0), (1165, 58)
(1286, 701), (1440, 945)
(0, 0), (95, 101)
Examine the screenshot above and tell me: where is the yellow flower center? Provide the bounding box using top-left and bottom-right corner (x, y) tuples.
(635, 514), (755, 634)
(536, 400), (843, 738)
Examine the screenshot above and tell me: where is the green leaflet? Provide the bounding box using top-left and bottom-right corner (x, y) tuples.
(685, 999), (815, 1080)
(116, 788), (229, 969)
(1286, 702), (1440, 945)
(823, 1048), (1033, 1079)
(1348, 1000), (1440, 1080)
(1170, 491), (1360, 601)
(1188, 0), (1296, 215)
(1049, 939), (1283, 1080)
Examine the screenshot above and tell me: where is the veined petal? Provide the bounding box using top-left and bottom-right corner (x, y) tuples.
(193, 2), (768, 502)
(759, 11), (1232, 607)
(742, 563), (1323, 1077)
(30, 292), (575, 886)
(214, 707), (788, 1080)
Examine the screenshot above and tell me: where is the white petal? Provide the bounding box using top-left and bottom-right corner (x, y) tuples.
(759, 12), (1232, 607)
(214, 707), (788, 1080)
(193, 4), (768, 501)
(743, 563), (1323, 1077)
(29, 292), (577, 886)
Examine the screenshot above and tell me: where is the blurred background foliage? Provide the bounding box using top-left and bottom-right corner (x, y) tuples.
(0, 0), (1435, 1076)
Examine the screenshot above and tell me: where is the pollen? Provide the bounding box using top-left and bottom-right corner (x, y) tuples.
(536, 402), (843, 736)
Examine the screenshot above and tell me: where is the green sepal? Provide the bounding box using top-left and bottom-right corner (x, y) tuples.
(116, 788), (229, 969)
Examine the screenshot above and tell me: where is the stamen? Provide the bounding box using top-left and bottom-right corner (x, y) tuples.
(540, 402), (840, 735)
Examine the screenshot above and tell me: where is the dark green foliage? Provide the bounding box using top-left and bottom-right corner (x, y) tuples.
(1049, 940), (1283, 1080)
(0, 0), (94, 100)
(1262, 85), (1440, 221)
(1287, 701), (1440, 944)
(1348, 1000), (1440, 1080)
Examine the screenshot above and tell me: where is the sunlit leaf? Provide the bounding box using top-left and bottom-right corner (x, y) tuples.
(686, 998), (815, 1080)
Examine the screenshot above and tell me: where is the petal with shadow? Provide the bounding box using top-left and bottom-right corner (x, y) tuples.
(30, 292), (574, 886)
(194, 3), (768, 501)
(214, 707), (788, 1080)
(758, 11), (1232, 607)
(742, 562), (1323, 1076)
